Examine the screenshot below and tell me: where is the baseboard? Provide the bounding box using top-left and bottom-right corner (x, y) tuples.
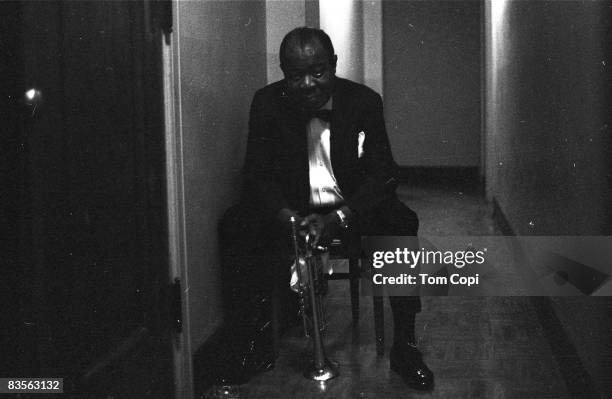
(491, 197), (600, 398)
(491, 197), (515, 236)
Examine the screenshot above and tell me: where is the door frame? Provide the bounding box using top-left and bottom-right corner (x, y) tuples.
(162, 4), (194, 398)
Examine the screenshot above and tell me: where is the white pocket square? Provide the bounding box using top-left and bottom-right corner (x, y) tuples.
(357, 131), (365, 158)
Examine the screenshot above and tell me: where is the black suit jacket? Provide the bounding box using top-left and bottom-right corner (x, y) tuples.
(242, 77), (399, 217)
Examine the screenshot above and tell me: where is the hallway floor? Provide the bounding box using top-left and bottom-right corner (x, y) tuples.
(241, 184), (572, 399)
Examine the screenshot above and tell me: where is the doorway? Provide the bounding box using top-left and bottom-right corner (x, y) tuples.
(2, 2), (175, 397)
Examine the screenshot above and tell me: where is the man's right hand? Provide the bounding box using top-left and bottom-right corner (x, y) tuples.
(277, 208), (322, 243)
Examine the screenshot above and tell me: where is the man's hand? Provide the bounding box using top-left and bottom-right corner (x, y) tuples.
(278, 206), (353, 246)
(300, 212), (339, 247)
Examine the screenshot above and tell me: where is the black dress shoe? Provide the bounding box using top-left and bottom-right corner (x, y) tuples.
(390, 343), (434, 391)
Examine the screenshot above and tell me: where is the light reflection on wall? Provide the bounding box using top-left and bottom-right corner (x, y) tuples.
(485, 0), (509, 200)
(490, 0), (509, 110)
(491, 0), (508, 72)
(319, 0), (363, 82)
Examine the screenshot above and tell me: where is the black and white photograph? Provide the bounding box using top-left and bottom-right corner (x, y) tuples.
(2, 0), (611, 398)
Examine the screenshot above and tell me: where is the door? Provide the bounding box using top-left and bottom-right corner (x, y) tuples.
(2, 1), (176, 397)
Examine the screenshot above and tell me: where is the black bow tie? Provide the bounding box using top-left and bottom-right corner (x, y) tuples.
(308, 109), (333, 122)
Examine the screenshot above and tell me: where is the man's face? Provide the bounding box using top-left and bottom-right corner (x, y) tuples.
(281, 39), (337, 112)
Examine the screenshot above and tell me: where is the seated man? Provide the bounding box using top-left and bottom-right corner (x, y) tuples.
(227, 27), (434, 391)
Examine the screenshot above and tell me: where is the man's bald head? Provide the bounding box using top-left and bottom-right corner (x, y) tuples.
(279, 27), (336, 70)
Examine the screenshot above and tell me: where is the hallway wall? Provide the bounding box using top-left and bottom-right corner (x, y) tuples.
(383, 1), (482, 167)
(172, 0), (267, 354)
(485, 2), (612, 395)
(485, 1), (611, 235)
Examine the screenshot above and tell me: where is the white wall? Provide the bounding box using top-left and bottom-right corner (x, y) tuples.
(170, 0), (267, 358)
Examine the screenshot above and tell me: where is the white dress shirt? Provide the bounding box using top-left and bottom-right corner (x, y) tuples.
(307, 98), (344, 207)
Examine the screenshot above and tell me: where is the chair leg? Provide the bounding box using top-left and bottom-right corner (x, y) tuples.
(349, 257), (360, 323)
(373, 295), (384, 356)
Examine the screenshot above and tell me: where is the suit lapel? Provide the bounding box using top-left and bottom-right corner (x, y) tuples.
(277, 88), (310, 204)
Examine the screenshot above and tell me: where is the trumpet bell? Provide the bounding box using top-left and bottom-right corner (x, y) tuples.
(304, 358), (339, 381)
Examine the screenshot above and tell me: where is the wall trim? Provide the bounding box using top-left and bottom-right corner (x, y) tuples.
(491, 197), (514, 236)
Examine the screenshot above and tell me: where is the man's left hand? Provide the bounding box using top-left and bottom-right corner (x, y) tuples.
(300, 212), (339, 247)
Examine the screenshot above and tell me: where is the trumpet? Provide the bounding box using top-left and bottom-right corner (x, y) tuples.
(290, 217), (339, 381)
